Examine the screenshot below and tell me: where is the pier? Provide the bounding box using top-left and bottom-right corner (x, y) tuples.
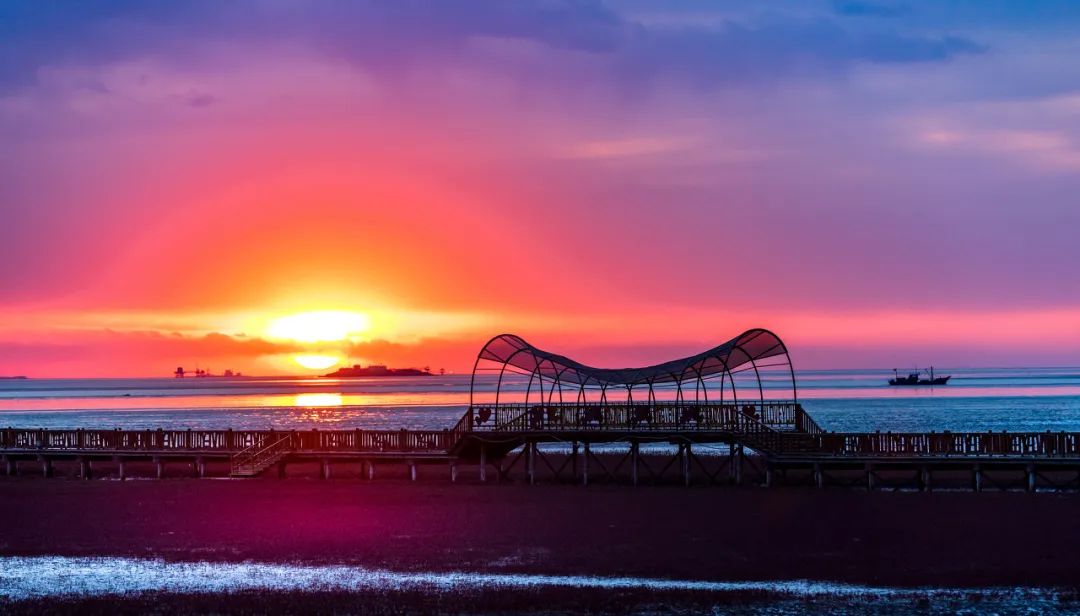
(3, 404), (1080, 490)
(4, 329), (1080, 490)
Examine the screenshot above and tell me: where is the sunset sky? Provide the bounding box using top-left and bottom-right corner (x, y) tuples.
(3, 1), (1080, 376)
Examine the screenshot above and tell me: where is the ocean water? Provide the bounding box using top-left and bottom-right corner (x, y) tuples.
(1, 368), (1079, 432)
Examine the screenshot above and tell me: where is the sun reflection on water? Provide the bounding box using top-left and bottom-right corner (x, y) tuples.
(293, 393), (343, 407)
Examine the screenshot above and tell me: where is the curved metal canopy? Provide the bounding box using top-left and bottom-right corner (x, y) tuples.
(470, 328), (796, 406)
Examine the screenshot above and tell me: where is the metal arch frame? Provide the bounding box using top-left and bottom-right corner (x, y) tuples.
(751, 328), (798, 403)
(706, 350), (738, 407)
(732, 331), (766, 406)
(547, 364), (571, 406)
(469, 329), (797, 411)
(471, 334), (533, 409)
(469, 333), (514, 408)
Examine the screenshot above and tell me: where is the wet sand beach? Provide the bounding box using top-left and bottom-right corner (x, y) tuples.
(2, 475), (1080, 588)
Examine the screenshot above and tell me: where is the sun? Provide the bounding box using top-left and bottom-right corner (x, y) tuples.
(267, 310), (371, 343)
(292, 354), (341, 370)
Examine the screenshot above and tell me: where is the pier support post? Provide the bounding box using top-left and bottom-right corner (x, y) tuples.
(973, 465), (982, 492)
(682, 443), (691, 487)
(320, 458), (330, 480)
(154, 457), (164, 479)
(728, 444), (736, 483)
(1027, 464), (1036, 492)
(117, 458), (127, 481)
(582, 442), (590, 487)
(630, 441), (639, 486)
(276, 460), (286, 479)
(571, 441), (579, 480)
(919, 466), (931, 492)
(865, 463), (874, 491)
(479, 444), (487, 482)
(79, 457), (91, 480)
(366, 461), (375, 481)
(813, 462), (823, 489)
(734, 445), (743, 486)
(40, 456), (53, 478)
(196, 457), (205, 478)
(3, 456), (14, 476)
(765, 464), (773, 488)
(450, 461), (458, 483)
(409, 461), (417, 482)
(527, 441), (536, 485)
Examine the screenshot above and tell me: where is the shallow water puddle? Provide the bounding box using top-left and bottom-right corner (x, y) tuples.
(0, 556), (1063, 603)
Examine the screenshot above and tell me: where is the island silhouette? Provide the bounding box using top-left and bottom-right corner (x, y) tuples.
(322, 364), (431, 378)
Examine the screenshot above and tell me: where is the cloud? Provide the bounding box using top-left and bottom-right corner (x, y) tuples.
(906, 94), (1080, 173)
(183, 91), (216, 108)
(0, 327), (483, 377)
(0, 1), (986, 97)
(613, 18), (983, 89)
(559, 136), (699, 160)
(834, 1), (910, 18)
(921, 127), (1080, 172)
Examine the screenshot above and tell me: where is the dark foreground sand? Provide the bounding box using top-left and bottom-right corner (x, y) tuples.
(5, 468), (1080, 614)
(15, 588), (1080, 616)
(2, 474), (1080, 589)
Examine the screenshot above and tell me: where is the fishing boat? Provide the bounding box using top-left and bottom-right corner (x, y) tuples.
(888, 367), (950, 386)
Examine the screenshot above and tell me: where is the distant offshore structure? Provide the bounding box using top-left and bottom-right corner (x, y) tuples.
(0, 376), (27, 380)
(174, 367), (241, 378)
(323, 364), (434, 378)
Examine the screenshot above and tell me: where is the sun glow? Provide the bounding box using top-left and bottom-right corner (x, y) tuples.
(267, 310), (371, 343)
(292, 354), (341, 370)
(293, 393), (344, 407)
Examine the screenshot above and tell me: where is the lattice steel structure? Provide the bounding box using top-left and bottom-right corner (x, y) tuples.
(469, 328), (796, 410)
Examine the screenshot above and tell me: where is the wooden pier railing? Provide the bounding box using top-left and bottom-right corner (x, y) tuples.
(0, 428), (453, 454)
(806, 431), (1080, 458)
(6, 419), (1080, 462)
(465, 402), (819, 434)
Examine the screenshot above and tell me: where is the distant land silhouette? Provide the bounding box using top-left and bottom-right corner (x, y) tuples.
(174, 367), (242, 378)
(322, 364), (431, 378)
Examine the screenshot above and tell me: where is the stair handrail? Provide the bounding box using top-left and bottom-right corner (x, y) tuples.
(448, 409), (473, 451)
(230, 433), (293, 475)
(793, 404), (824, 435)
(231, 433), (269, 460)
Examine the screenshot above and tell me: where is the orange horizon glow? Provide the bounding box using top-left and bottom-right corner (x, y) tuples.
(264, 310), (370, 372)
(266, 311), (372, 344)
(2, 304), (1080, 377)
(291, 354), (342, 371)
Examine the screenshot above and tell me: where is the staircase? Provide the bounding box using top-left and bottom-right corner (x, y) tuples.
(230, 434), (294, 477)
(739, 430), (823, 456)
